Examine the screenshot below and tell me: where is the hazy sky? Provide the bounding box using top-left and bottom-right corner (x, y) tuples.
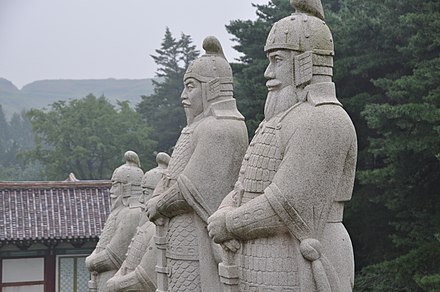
(0, 0), (269, 88)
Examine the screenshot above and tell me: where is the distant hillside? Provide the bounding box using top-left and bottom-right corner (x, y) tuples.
(0, 78), (155, 118)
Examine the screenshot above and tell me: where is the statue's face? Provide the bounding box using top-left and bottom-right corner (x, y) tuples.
(110, 179), (122, 208)
(140, 184), (154, 204)
(263, 49), (300, 120)
(264, 49), (295, 91)
(181, 77), (203, 124)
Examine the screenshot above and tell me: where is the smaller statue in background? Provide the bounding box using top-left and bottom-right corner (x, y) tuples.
(106, 152), (170, 292)
(86, 151), (145, 292)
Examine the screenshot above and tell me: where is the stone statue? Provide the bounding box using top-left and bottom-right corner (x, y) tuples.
(106, 152), (171, 291)
(207, 0), (357, 291)
(145, 36), (248, 292)
(86, 151), (145, 292)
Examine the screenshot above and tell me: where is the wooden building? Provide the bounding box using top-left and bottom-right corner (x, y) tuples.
(0, 179), (111, 292)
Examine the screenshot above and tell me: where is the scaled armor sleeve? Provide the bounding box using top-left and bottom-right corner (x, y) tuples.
(225, 194), (287, 240)
(156, 183), (192, 218)
(86, 249), (119, 273)
(104, 208), (143, 269)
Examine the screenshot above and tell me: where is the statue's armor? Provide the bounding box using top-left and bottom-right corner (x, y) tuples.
(123, 222), (153, 273)
(167, 127), (194, 181)
(92, 210), (119, 290)
(105, 221), (157, 292)
(241, 120), (283, 196)
(237, 116), (299, 291)
(95, 210), (118, 252)
(226, 83), (356, 291)
(165, 123), (201, 291)
(167, 214), (201, 291)
(88, 205), (143, 292)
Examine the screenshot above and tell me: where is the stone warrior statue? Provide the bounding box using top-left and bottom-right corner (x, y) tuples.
(86, 151), (145, 292)
(145, 36), (248, 292)
(208, 0), (357, 291)
(106, 152), (171, 291)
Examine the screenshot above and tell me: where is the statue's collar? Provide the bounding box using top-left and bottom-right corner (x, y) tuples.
(205, 98), (245, 121)
(305, 82), (342, 107)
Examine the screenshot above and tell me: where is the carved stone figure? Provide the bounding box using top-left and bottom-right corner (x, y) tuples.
(86, 151), (145, 292)
(145, 36), (248, 292)
(208, 1), (357, 291)
(106, 152), (171, 292)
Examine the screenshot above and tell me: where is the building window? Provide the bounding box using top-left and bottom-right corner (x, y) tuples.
(1, 257), (45, 292)
(57, 256), (89, 292)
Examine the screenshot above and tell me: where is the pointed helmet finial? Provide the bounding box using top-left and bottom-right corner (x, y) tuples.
(290, 0), (325, 20)
(124, 150), (141, 168)
(202, 36), (226, 59)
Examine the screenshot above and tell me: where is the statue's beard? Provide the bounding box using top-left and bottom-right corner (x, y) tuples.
(111, 196), (123, 211)
(264, 84), (297, 120)
(184, 107), (194, 125)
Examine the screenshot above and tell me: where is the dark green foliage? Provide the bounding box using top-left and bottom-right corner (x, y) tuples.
(25, 94), (155, 180)
(355, 243), (440, 292)
(137, 28), (199, 153)
(228, 0), (440, 290)
(0, 106), (38, 180)
(328, 1), (440, 288)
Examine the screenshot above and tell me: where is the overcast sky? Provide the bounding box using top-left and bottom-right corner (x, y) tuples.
(0, 0), (269, 88)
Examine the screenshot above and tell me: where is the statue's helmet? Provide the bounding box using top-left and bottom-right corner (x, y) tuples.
(264, 0), (334, 85)
(141, 152), (170, 200)
(110, 151), (144, 204)
(184, 36), (233, 107)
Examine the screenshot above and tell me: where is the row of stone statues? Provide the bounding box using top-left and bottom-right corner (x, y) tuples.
(86, 151), (170, 291)
(86, 0), (357, 291)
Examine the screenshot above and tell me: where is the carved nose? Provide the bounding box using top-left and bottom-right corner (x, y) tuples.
(180, 89), (187, 100)
(264, 65), (275, 79)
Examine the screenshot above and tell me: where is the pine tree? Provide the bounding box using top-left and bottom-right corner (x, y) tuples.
(137, 28), (199, 153)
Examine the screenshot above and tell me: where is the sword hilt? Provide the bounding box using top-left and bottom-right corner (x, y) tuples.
(219, 239), (240, 292)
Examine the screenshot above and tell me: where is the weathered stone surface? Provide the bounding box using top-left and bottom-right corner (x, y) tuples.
(208, 1), (357, 291)
(106, 152), (170, 292)
(145, 36), (248, 292)
(86, 151), (145, 292)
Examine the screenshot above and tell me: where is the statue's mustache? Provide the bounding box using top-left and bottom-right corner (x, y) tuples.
(266, 79), (282, 89)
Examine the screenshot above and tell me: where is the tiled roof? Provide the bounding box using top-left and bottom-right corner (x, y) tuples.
(0, 180), (111, 244)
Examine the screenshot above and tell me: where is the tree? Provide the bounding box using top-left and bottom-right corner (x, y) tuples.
(25, 94), (155, 180)
(0, 105), (9, 160)
(137, 28), (199, 153)
(0, 106), (39, 180)
(334, 0), (440, 290)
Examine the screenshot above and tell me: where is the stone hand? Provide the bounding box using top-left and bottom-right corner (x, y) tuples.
(145, 195), (162, 222)
(207, 207), (235, 244)
(85, 254), (94, 271)
(105, 277), (118, 292)
(221, 239), (241, 253)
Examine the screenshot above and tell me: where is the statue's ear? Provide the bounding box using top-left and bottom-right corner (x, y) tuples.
(122, 183), (132, 195)
(294, 51), (313, 87)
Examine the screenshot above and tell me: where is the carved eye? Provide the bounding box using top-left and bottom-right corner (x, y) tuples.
(274, 56), (283, 63)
